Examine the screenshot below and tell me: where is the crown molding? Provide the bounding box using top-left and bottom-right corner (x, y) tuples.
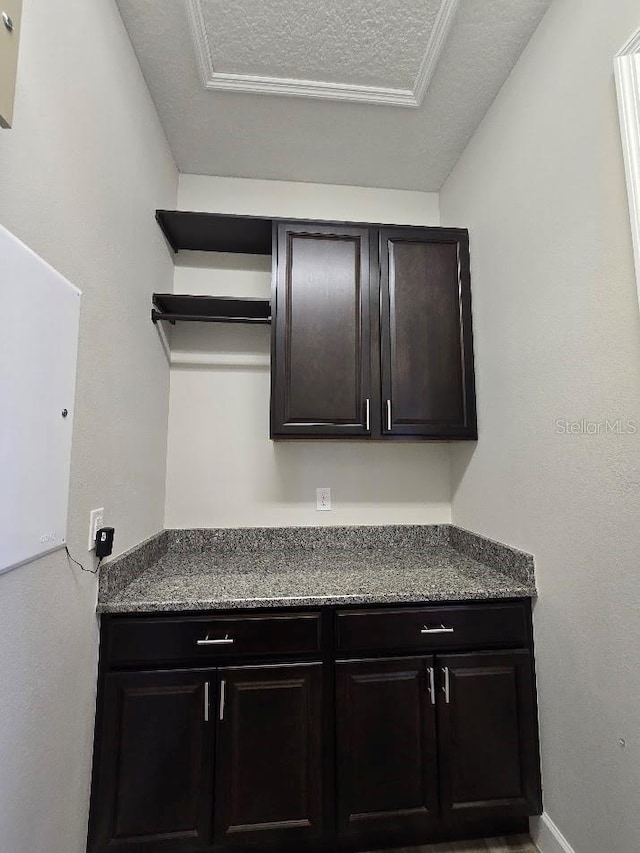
(614, 28), (640, 309)
(413, 0), (459, 104)
(187, 0), (214, 89)
(200, 71), (420, 107)
(618, 27), (640, 56)
(185, 0), (458, 109)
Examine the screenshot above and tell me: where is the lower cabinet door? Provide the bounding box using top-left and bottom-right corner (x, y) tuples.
(335, 656), (439, 841)
(214, 663), (324, 847)
(90, 670), (214, 852)
(437, 650), (542, 820)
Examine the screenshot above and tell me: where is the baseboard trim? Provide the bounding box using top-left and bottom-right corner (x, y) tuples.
(530, 813), (576, 853)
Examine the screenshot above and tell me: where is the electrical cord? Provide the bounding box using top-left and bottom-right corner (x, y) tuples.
(65, 545), (102, 575)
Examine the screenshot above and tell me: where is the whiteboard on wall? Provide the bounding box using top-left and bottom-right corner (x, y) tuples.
(0, 224), (81, 574)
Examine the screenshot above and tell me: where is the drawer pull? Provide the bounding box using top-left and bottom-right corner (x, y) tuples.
(219, 679), (226, 721)
(197, 633), (235, 646)
(420, 624), (455, 634)
(204, 681), (210, 722)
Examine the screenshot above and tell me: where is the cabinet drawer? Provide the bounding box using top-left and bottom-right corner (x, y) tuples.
(107, 612), (321, 666)
(335, 603), (528, 654)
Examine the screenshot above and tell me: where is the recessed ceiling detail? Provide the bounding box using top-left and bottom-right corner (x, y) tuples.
(116, 0), (554, 190)
(185, 0), (459, 107)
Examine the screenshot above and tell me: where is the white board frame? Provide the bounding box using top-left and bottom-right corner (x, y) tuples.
(0, 225), (81, 574)
(615, 28), (640, 311)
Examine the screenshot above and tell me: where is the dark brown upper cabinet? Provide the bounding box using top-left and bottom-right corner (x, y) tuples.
(271, 221), (371, 437)
(379, 228), (476, 438)
(271, 221), (476, 440)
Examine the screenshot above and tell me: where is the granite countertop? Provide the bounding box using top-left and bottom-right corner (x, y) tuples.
(97, 525), (536, 614)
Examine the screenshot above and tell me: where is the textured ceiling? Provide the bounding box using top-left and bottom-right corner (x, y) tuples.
(187, 0), (458, 107)
(116, 0), (552, 191)
(201, 0), (440, 89)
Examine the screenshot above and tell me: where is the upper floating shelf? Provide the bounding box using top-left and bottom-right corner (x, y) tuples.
(156, 210), (273, 255)
(152, 293), (271, 325)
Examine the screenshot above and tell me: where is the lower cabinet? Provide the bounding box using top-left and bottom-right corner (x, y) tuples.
(89, 603), (541, 853)
(90, 664), (324, 853)
(91, 670), (214, 851)
(437, 650), (540, 819)
(214, 664), (324, 846)
(335, 650), (540, 846)
(335, 657), (439, 839)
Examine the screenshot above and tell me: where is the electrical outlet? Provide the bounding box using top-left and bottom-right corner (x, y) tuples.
(88, 508), (104, 551)
(316, 488), (331, 511)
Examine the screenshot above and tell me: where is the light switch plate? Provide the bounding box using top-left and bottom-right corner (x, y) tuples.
(0, 0), (23, 129)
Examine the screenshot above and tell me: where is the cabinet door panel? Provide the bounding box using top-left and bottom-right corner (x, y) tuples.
(215, 663), (323, 846)
(380, 227), (476, 437)
(336, 656), (438, 840)
(437, 650), (542, 819)
(271, 222), (371, 436)
(90, 670), (213, 852)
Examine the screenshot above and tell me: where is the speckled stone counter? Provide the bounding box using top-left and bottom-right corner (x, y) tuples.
(97, 525), (536, 614)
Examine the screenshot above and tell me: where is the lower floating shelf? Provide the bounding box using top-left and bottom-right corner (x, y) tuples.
(151, 293), (271, 325)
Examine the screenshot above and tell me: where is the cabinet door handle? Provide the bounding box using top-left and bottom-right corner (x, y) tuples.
(426, 667), (436, 705)
(219, 679), (226, 721)
(442, 666), (450, 704)
(197, 633), (234, 646)
(386, 399), (392, 431)
(365, 398), (370, 431)
(204, 681), (210, 722)
(420, 624), (455, 634)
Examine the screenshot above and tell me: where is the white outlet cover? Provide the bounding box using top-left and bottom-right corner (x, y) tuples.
(316, 488), (331, 511)
(88, 507), (104, 551)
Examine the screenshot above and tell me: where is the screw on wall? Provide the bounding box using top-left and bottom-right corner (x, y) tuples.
(2, 11), (14, 31)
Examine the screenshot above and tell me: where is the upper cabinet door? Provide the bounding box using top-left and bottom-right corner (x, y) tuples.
(379, 228), (477, 438)
(271, 222), (371, 437)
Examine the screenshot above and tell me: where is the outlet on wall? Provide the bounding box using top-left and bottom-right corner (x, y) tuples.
(316, 488), (331, 511)
(88, 507), (104, 551)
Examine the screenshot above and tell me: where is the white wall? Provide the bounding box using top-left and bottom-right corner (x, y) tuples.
(0, 2), (177, 852)
(179, 174), (441, 224)
(165, 175), (451, 528)
(440, 1), (640, 851)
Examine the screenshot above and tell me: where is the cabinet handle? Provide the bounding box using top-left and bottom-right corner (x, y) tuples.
(219, 679), (226, 721)
(442, 666), (450, 704)
(386, 399), (392, 431)
(420, 624), (455, 635)
(426, 667), (436, 706)
(204, 681), (210, 722)
(197, 633), (234, 646)
(365, 398), (370, 431)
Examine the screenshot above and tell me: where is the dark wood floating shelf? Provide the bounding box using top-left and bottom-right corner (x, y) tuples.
(151, 293), (271, 325)
(156, 210), (273, 255)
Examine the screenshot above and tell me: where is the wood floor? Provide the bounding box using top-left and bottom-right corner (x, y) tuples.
(373, 835), (539, 853)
